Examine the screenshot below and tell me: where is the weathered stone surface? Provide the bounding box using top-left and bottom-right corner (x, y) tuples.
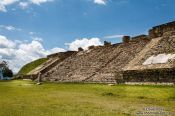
(149, 21), (175, 38)
(41, 38), (149, 83)
(123, 33), (175, 83)
(27, 51), (77, 80)
(122, 36), (130, 43)
(123, 68), (175, 83)
(24, 21), (175, 83)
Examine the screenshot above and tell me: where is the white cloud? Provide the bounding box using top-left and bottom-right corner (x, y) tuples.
(94, 0), (107, 5)
(31, 37), (43, 41)
(0, 35), (16, 48)
(0, 4), (6, 12)
(0, 0), (19, 12)
(0, 0), (54, 12)
(66, 38), (102, 51)
(18, 40), (48, 57)
(0, 35), (102, 73)
(0, 0), (19, 5)
(0, 35), (64, 73)
(0, 25), (21, 31)
(29, 0), (54, 5)
(29, 31), (36, 35)
(19, 0), (54, 9)
(19, 2), (29, 9)
(104, 34), (124, 39)
(50, 47), (65, 53)
(5, 25), (15, 31)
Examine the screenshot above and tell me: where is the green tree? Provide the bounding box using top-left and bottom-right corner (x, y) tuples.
(0, 61), (13, 77)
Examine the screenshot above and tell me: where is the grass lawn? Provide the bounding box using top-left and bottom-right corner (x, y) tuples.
(0, 80), (174, 116)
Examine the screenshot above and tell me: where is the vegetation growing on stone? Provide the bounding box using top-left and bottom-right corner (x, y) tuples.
(18, 58), (48, 75)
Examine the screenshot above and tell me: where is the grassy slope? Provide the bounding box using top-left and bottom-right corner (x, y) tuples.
(0, 80), (174, 116)
(18, 58), (48, 75)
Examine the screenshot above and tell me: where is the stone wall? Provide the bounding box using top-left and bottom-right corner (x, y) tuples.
(87, 39), (150, 83)
(26, 51), (77, 80)
(138, 35), (175, 67)
(131, 35), (149, 41)
(149, 21), (175, 38)
(123, 31), (175, 83)
(23, 21), (175, 83)
(122, 36), (130, 43)
(41, 51), (77, 75)
(47, 51), (76, 59)
(122, 35), (150, 43)
(123, 68), (175, 83)
(42, 45), (118, 82)
(41, 38), (150, 83)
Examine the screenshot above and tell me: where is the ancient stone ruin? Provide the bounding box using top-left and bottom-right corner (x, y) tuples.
(24, 21), (175, 83)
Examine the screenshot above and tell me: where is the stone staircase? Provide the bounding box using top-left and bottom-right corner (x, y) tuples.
(42, 38), (150, 83)
(122, 29), (175, 83)
(124, 35), (175, 71)
(21, 21), (175, 83)
(124, 37), (162, 71)
(86, 39), (150, 83)
(28, 58), (58, 75)
(26, 51), (77, 80)
(42, 47), (111, 81)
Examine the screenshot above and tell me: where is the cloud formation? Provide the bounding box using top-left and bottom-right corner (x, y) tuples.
(0, 25), (21, 31)
(0, 35), (102, 73)
(19, 2), (29, 9)
(50, 47), (66, 54)
(66, 38), (102, 51)
(29, 0), (54, 5)
(0, 35), (65, 73)
(19, 0), (54, 9)
(0, 0), (109, 12)
(0, 35), (16, 48)
(0, 0), (54, 12)
(94, 0), (107, 5)
(104, 34), (124, 39)
(0, 0), (19, 12)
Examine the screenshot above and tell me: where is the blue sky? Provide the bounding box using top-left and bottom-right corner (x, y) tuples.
(0, 0), (175, 72)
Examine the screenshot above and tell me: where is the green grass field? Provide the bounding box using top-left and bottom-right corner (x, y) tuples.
(0, 80), (174, 116)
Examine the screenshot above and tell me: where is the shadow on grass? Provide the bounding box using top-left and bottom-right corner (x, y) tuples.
(101, 92), (122, 97)
(167, 96), (175, 100)
(137, 96), (148, 99)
